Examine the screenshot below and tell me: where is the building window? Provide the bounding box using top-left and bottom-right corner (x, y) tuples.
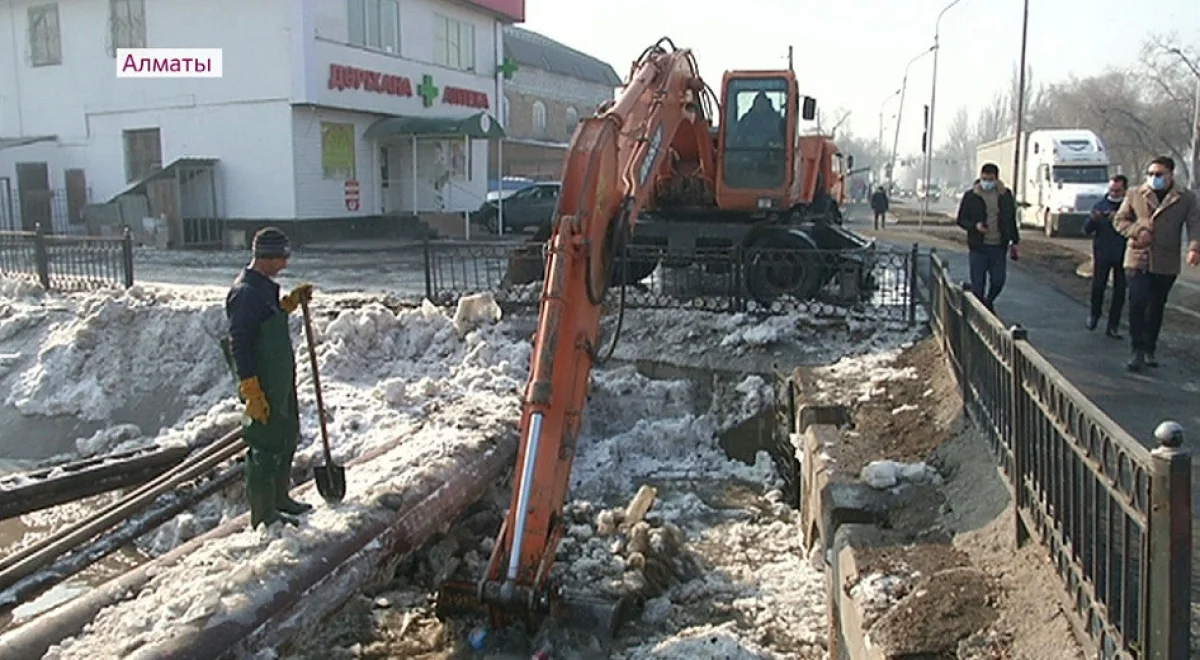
(347, 0), (399, 53)
(532, 101), (547, 137)
(28, 4), (61, 67)
(502, 96), (511, 129)
(321, 122), (356, 180)
(123, 128), (162, 183)
(433, 14), (475, 71)
(445, 140), (471, 180)
(564, 107), (578, 138)
(109, 0), (146, 55)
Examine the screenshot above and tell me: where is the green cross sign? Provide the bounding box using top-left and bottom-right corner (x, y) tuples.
(417, 74), (439, 107)
(497, 57), (518, 80)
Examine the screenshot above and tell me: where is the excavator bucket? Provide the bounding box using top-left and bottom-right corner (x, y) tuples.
(434, 579), (637, 640)
(500, 241), (546, 287)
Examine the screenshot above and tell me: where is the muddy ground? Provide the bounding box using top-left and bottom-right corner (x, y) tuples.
(811, 335), (1085, 659)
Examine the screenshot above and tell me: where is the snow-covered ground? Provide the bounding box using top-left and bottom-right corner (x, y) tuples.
(0, 247), (923, 658)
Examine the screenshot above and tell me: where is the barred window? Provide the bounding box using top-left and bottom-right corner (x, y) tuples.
(110, 0), (146, 54)
(28, 4), (61, 67)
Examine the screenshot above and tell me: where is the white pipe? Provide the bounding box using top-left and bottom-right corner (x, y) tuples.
(506, 411), (543, 582)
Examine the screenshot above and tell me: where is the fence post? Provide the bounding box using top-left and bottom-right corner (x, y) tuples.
(32, 223), (50, 290)
(121, 226), (134, 288)
(907, 242), (919, 326)
(1145, 420), (1190, 660)
(957, 282), (972, 413)
(1008, 324), (1030, 547)
(422, 238), (433, 302)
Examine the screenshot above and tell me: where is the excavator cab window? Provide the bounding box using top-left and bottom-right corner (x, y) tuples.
(721, 76), (791, 190)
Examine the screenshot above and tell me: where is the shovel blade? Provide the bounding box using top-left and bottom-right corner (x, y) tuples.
(313, 463), (346, 503)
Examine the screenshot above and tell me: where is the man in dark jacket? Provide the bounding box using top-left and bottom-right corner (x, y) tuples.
(956, 162), (1020, 312)
(869, 186), (889, 229)
(226, 227), (315, 529)
(1083, 174), (1128, 338)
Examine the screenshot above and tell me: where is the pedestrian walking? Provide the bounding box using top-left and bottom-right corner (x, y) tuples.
(956, 162), (1020, 312)
(225, 227), (316, 528)
(1083, 174), (1129, 338)
(869, 186), (889, 230)
(1112, 156), (1200, 372)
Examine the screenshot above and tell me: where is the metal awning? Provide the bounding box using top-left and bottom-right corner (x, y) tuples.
(363, 112), (506, 140)
(108, 156), (219, 202)
(0, 135), (57, 151)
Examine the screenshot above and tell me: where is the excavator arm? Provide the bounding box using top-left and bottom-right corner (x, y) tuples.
(477, 38), (714, 624)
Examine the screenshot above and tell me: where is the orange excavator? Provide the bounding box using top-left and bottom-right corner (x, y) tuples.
(441, 38), (874, 636)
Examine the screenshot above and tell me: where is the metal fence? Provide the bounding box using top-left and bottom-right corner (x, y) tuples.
(0, 186), (92, 235)
(928, 252), (1190, 659)
(0, 225), (134, 291)
(422, 240), (928, 324)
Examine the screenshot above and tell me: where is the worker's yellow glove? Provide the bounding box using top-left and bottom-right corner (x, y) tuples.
(280, 283), (314, 313)
(238, 377), (270, 424)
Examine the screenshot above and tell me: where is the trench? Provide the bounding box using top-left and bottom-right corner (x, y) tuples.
(279, 359), (810, 659)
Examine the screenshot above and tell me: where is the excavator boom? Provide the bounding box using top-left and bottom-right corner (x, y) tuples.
(475, 38), (713, 628)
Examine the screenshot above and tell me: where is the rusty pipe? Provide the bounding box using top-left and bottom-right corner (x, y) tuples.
(0, 427), (517, 660)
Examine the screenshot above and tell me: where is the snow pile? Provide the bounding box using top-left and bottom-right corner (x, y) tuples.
(806, 341), (918, 406)
(860, 460), (943, 490)
(43, 295), (523, 660)
(6, 286), (229, 424)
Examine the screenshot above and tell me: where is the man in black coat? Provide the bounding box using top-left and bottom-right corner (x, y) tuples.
(869, 186), (889, 230)
(1082, 174), (1129, 338)
(956, 162), (1020, 312)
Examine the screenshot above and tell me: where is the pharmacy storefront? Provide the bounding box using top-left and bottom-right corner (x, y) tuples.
(295, 42), (505, 221)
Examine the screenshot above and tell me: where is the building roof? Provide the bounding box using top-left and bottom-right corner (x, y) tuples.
(503, 27), (622, 87)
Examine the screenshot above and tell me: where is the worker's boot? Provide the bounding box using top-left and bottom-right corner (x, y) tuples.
(1145, 351), (1159, 368)
(276, 471), (313, 516)
(247, 452), (299, 529)
(1126, 349), (1146, 372)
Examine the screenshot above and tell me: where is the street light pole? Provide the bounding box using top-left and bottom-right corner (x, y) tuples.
(879, 88), (902, 182)
(922, 0), (967, 229)
(890, 46), (935, 195)
(1011, 0), (1030, 202)
(1168, 48), (1200, 189)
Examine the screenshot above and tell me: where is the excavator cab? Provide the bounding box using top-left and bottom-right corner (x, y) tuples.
(714, 71), (815, 212)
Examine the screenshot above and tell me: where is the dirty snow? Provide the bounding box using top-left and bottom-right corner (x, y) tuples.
(0, 256), (918, 658)
(860, 460), (943, 490)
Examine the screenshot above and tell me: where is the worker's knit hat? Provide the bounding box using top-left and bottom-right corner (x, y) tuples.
(252, 227), (290, 259)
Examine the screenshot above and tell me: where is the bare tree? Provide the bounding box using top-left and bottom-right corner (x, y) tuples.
(937, 106), (976, 184)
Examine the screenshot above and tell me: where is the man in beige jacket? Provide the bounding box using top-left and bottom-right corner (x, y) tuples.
(1113, 156), (1200, 372)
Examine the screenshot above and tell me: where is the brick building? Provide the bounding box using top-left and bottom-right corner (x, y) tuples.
(491, 27), (620, 180)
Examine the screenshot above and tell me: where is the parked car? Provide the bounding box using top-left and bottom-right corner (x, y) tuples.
(484, 176), (535, 204)
(473, 181), (561, 234)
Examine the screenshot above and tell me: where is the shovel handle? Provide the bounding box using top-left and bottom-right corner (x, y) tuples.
(299, 298), (334, 461)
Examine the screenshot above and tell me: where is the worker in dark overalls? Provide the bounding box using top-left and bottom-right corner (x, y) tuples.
(225, 227), (314, 529)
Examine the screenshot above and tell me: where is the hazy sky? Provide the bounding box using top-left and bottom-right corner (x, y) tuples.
(521, 0), (1200, 155)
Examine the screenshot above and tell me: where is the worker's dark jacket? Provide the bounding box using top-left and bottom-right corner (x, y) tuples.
(1083, 197), (1127, 264)
(956, 181), (1019, 251)
(226, 268), (299, 454)
(870, 192), (889, 213)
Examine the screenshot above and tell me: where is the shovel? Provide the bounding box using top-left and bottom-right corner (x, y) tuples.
(300, 297), (345, 503)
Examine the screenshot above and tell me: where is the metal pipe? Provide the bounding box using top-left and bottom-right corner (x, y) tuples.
(506, 411), (543, 583)
(891, 46), (935, 193)
(1011, 0), (1031, 195)
(0, 428), (520, 660)
(922, 0), (968, 229)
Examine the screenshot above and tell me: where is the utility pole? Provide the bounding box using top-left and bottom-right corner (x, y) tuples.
(922, 0), (968, 228)
(1012, 0), (1030, 200)
(891, 46), (935, 198)
(788, 46), (794, 72)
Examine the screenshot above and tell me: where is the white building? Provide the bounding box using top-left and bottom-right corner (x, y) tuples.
(0, 0), (523, 246)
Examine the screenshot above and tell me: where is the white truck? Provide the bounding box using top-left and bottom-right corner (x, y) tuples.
(975, 129), (1111, 237)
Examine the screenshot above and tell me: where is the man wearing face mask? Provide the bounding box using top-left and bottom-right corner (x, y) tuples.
(1083, 174), (1129, 338)
(1112, 156), (1200, 372)
(955, 162), (1020, 312)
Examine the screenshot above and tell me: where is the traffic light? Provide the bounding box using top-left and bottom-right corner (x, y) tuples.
(921, 132), (928, 153)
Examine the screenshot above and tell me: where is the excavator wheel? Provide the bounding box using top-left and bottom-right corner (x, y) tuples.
(743, 229), (824, 305)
